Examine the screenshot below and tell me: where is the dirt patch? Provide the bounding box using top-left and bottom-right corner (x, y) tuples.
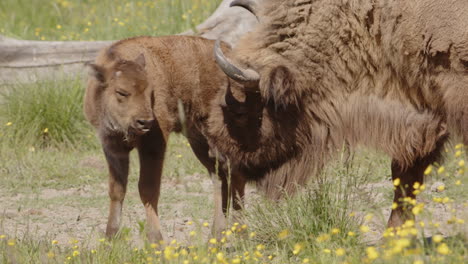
(0, 173), (466, 247)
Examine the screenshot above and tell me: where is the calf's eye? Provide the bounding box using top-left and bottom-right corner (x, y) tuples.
(116, 90), (130, 97)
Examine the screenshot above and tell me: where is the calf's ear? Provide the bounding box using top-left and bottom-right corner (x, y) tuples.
(135, 53), (146, 68)
(87, 63), (107, 84)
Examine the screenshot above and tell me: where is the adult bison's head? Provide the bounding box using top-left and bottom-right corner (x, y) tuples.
(85, 53), (155, 140)
(214, 39), (300, 109)
(208, 39), (303, 175)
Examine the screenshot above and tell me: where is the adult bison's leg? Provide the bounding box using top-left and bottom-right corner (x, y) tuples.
(137, 128), (166, 243)
(231, 173), (247, 211)
(388, 134), (447, 228)
(102, 137), (132, 239)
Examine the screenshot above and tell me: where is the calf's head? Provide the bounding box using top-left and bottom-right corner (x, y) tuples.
(86, 54), (155, 139)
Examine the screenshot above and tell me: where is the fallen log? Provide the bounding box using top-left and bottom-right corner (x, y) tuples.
(0, 0), (257, 84)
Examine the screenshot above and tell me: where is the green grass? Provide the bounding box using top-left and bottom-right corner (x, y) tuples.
(0, 0), (221, 41)
(0, 78), (95, 149)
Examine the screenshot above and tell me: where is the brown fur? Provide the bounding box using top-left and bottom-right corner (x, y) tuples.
(84, 35), (247, 241)
(208, 0), (468, 227)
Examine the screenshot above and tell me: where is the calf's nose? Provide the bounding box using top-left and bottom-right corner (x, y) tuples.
(136, 119), (155, 131)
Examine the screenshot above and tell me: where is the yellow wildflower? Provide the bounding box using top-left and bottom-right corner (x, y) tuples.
(335, 248), (346, 256)
(72, 251), (80, 257)
(458, 160), (465, 167)
(412, 203), (424, 215)
(360, 225), (370, 233)
(366, 246), (379, 260)
(278, 229), (289, 239)
(216, 252), (225, 262)
(436, 243), (450, 255)
(424, 165), (433, 175)
(437, 185), (445, 192)
(433, 235), (443, 243)
(393, 178), (401, 186)
(316, 233), (330, 242)
(5, 122), (12, 126)
(437, 166), (445, 174)
(293, 243), (303, 255)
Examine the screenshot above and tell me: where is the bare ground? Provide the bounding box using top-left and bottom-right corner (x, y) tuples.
(0, 156), (466, 248)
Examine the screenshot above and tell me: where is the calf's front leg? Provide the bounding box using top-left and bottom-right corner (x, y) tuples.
(102, 139), (131, 239)
(137, 130), (166, 243)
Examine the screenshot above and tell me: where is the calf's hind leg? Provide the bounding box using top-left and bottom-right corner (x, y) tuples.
(186, 131), (246, 238)
(102, 136), (132, 239)
(137, 128), (166, 243)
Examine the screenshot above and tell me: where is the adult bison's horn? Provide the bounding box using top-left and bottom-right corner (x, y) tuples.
(214, 39), (260, 89)
(230, 0), (259, 19)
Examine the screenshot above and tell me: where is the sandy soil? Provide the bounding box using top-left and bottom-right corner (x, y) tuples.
(0, 168), (466, 248)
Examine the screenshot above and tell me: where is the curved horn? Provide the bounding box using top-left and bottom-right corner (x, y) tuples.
(214, 39), (260, 88)
(230, 0), (259, 19)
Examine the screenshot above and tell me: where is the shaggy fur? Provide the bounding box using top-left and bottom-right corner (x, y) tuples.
(84, 35), (247, 241)
(209, 0), (467, 226)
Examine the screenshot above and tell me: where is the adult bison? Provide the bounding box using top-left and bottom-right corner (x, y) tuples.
(84, 35), (247, 242)
(210, 0), (467, 227)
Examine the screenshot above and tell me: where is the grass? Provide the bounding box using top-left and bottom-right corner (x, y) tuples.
(0, 0), (221, 41)
(0, 78), (94, 149)
(0, 0), (467, 263)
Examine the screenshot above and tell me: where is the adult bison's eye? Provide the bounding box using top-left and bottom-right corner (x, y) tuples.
(460, 59), (468, 69)
(116, 90), (130, 97)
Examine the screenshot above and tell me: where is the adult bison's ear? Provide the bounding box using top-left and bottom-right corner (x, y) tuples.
(88, 63), (107, 84)
(265, 65), (296, 107)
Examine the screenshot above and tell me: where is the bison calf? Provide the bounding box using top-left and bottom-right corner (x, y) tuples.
(84, 35), (246, 242)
